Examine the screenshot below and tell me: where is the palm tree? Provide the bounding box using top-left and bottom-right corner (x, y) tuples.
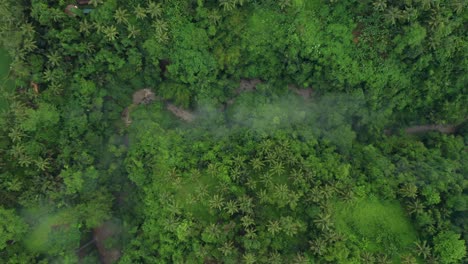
(48, 81), (63, 95)
(10, 144), (25, 158)
(18, 154), (32, 167)
(22, 38), (37, 53)
(451, 0), (465, 14)
(375, 254), (392, 264)
(270, 161), (284, 176)
(152, 19), (168, 35)
(208, 194), (224, 211)
(274, 184), (290, 203)
(250, 157), (264, 171)
(155, 30), (169, 44)
(8, 127), (25, 143)
(245, 227), (257, 239)
(43, 68), (54, 83)
(279, 0), (291, 10)
(89, 0), (103, 8)
(281, 216), (299, 237)
(238, 195), (253, 214)
(407, 199), (425, 215)
(147, 1), (162, 19)
(219, 0), (236, 11)
(260, 173), (273, 186)
(258, 189), (269, 204)
(400, 183), (418, 198)
(309, 238), (327, 256)
(413, 240), (431, 259)
(103, 25), (118, 41)
(292, 253), (309, 264)
(47, 51), (61, 67)
(385, 7), (401, 25)
(206, 223), (221, 241)
(127, 24), (140, 39)
(400, 254), (417, 264)
(267, 220), (281, 235)
(268, 251), (282, 264)
(21, 23), (35, 37)
(243, 253), (256, 264)
(219, 241), (235, 256)
(114, 8), (129, 25)
(134, 4), (147, 20)
(208, 10), (221, 26)
(373, 0), (387, 11)
(35, 157), (51, 171)
(241, 215), (254, 228)
(361, 252), (375, 264)
(224, 200), (239, 216)
(314, 212), (333, 231)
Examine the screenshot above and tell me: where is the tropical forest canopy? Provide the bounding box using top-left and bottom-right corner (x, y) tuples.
(0, 0), (467, 263)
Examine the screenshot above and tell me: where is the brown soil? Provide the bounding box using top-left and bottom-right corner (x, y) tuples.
(132, 88), (156, 105)
(288, 84), (313, 99)
(121, 106), (132, 127)
(166, 103), (195, 122)
(236, 78), (262, 94)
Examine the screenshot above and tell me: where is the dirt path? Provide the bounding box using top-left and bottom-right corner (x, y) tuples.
(124, 80), (313, 126)
(93, 221), (121, 264)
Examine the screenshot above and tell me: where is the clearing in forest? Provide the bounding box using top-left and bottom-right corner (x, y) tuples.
(333, 197), (418, 261)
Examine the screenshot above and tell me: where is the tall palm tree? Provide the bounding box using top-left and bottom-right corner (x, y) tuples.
(208, 194), (224, 211)
(309, 238), (327, 256)
(274, 184), (290, 202)
(10, 144), (25, 158)
(314, 212), (333, 231)
(413, 240), (431, 259)
(219, 241), (235, 256)
(219, 0), (236, 11)
(241, 215), (254, 228)
(127, 24), (140, 39)
(361, 252), (375, 264)
(21, 23), (35, 37)
(103, 25), (118, 41)
(46, 51), (61, 67)
(250, 157), (264, 171)
(245, 227), (257, 239)
(375, 253), (392, 264)
(238, 195), (253, 214)
(407, 199), (425, 215)
(268, 251), (282, 264)
(373, 0), (387, 11)
(114, 8), (129, 25)
(147, 1), (162, 19)
(22, 38), (37, 53)
(243, 253), (256, 264)
(270, 161), (284, 176)
(8, 127), (25, 143)
(134, 4), (147, 20)
(152, 19), (168, 35)
(89, 0), (103, 8)
(385, 7), (401, 25)
(400, 254), (417, 264)
(208, 10), (221, 26)
(224, 200), (239, 216)
(400, 183), (417, 198)
(267, 220), (281, 235)
(35, 157), (51, 171)
(279, 0), (291, 10)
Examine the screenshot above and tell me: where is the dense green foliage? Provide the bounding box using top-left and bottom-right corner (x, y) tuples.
(0, 0), (466, 263)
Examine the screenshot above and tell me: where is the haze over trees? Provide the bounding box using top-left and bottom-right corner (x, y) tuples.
(0, 0), (466, 263)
